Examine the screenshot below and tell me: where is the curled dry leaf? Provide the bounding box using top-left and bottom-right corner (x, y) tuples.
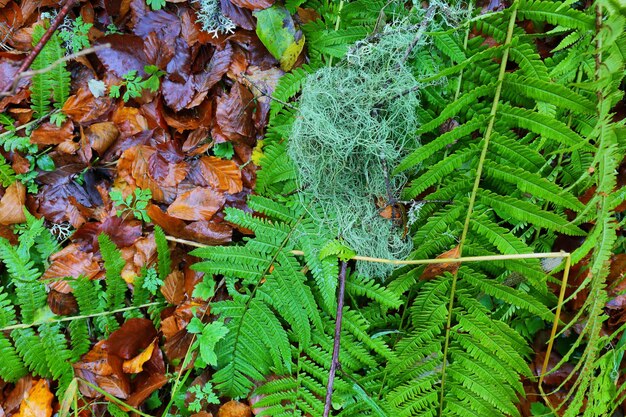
(84, 122), (120, 155)
(120, 235), (157, 283)
(73, 341), (130, 399)
(0, 182), (26, 225)
(167, 187), (226, 221)
(16, 379), (53, 417)
(122, 339), (157, 374)
(420, 245), (461, 280)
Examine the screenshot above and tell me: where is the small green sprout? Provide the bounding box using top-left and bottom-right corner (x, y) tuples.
(110, 65), (165, 102)
(110, 187), (152, 222)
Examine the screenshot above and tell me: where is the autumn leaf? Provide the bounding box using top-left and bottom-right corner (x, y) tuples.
(167, 187), (226, 221)
(0, 182), (26, 225)
(420, 245), (461, 280)
(16, 379), (53, 417)
(123, 339), (157, 374)
(196, 156), (243, 194)
(254, 5), (305, 71)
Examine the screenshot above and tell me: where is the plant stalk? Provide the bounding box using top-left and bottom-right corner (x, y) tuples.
(323, 260), (348, 417)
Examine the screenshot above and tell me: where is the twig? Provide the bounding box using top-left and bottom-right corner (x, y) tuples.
(400, 5), (437, 65)
(238, 72), (297, 110)
(323, 261), (348, 417)
(1, 44), (110, 98)
(165, 234), (570, 265)
(2, 0), (77, 95)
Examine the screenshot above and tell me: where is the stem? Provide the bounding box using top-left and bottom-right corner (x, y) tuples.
(401, 5), (437, 65)
(323, 261), (348, 417)
(327, 0), (344, 67)
(437, 3), (519, 415)
(2, 0), (76, 95)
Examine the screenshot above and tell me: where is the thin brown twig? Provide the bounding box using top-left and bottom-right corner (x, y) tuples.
(3, 0), (77, 95)
(323, 261), (348, 417)
(0, 44), (110, 98)
(400, 4), (437, 65)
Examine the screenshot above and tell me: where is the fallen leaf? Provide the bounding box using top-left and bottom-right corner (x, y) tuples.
(62, 88), (114, 125)
(103, 318), (157, 360)
(214, 82), (255, 145)
(231, 0), (274, 10)
(161, 270), (186, 304)
(16, 379), (53, 417)
(122, 339), (157, 374)
(0, 182), (26, 225)
(43, 244), (102, 293)
(420, 245), (461, 280)
(84, 122), (120, 155)
(47, 289), (79, 316)
(95, 34), (149, 78)
(195, 156), (243, 194)
(30, 120), (74, 145)
(254, 5), (305, 71)
(167, 187), (225, 221)
(218, 400), (252, 417)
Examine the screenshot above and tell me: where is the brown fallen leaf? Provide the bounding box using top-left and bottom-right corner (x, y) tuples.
(230, 0), (274, 10)
(218, 400), (252, 417)
(0, 182), (26, 225)
(123, 339), (157, 374)
(161, 270), (185, 305)
(30, 120), (74, 145)
(16, 379), (53, 417)
(196, 156), (243, 194)
(43, 243), (102, 293)
(420, 245), (461, 280)
(167, 187), (226, 221)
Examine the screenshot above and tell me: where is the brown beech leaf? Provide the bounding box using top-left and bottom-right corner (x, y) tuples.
(16, 379), (53, 417)
(43, 244), (102, 293)
(197, 156), (243, 194)
(194, 42), (233, 95)
(95, 35), (149, 78)
(122, 339), (156, 374)
(184, 220), (233, 245)
(120, 235), (157, 283)
(62, 88), (114, 125)
(167, 187), (225, 221)
(30, 120), (74, 145)
(221, 0), (255, 30)
(230, 0), (274, 10)
(73, 341), (130, 399)
(4, 376), (34, 416)
(214, 82), (255, 144)
(47, 289), (78, 316)
(420, 245), (461, 280)
(118, 146), (179, 203)
(104, 318), (157, 360)
(218, 400), (252, 417)
(161, 270), (185, 305)
(84, 122), (120, 154)
(0, 182), (26, 225)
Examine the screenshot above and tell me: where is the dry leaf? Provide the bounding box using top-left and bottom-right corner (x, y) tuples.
(30, 120), (74, 145)
(0, 182), (26, 225)
(420, 245), (461, 280)
(16, 379), (53, 417)
(198, 156), (243, 194)
(123, 339), (157, 374)
(161, 270), (185, 304)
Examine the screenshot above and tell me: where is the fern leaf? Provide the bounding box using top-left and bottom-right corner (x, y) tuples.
(517, 0), (595, 30)
(154, 225), (172, 281)
(479, 189), (586, 235)
(0, 334), (27, 382)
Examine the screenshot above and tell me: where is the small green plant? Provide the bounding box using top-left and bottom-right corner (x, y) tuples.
(187, 383), (219, 412)
(109, 65), (164, 102)
(212, 141), (234, 159)
(146, 0), (166, 10)
(186, 317), (229, 368)
(59, 16), (92, 54)
(105, 23), (122, 35)
(141, 268), (163, 295)
(110, 187), (152, 222)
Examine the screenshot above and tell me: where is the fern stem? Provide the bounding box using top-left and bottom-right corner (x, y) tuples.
(327, 0), (345, 67)
(0, 302), (162, 331)
(323, 260), (348, 417)
(437, 3), (519, 415)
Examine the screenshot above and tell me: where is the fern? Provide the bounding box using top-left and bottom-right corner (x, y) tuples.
(29, 22), (71, 123)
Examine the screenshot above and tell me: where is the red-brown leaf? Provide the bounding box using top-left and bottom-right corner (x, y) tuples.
(43, 243), (102, 293)
(214, 82), (255, 144)
(420, 245), (461, 280)
(230, 0), (274, 10)
(196, 156), (243, 194)
(30, 120), (74, 145)
(103, 318), (157, 360)
(95, 35), (149, 78)
(62, 88), (114, 125)
(167, 187), (225, 221)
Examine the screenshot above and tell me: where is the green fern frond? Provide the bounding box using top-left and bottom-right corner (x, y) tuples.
(154, 225), (172, 281)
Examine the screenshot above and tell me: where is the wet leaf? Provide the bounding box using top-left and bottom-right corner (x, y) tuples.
(103, 318), (157, 360)
(62, 88), (114, 125)
(161, 270), (185, 304)
(30, 120), (74, 145)
(196, 156), (243, 194)
(214, 82), (255, 144)
(254, 5), (305, 71)
(420, 245), (461, 280)
(167, 187), (225, 221)
(231, 0), (274, 10)
(95, 35), (149, 78)
(217, 400), (252, 417)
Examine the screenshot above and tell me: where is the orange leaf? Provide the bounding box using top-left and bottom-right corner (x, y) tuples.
(0, 182), (26, 225)
(217, 400), (252, 417)
(122, 339), (157, 374)
(43, 244), (102, 293)
(62, 87), (113, 124)
(198, 156), (243, 194)
(167, 188), (225, 221)
(161, 270), (185, 305)
(30, 120), (74, 145)
(420, 245), (461, 281)
(16, 379), (53, 417)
